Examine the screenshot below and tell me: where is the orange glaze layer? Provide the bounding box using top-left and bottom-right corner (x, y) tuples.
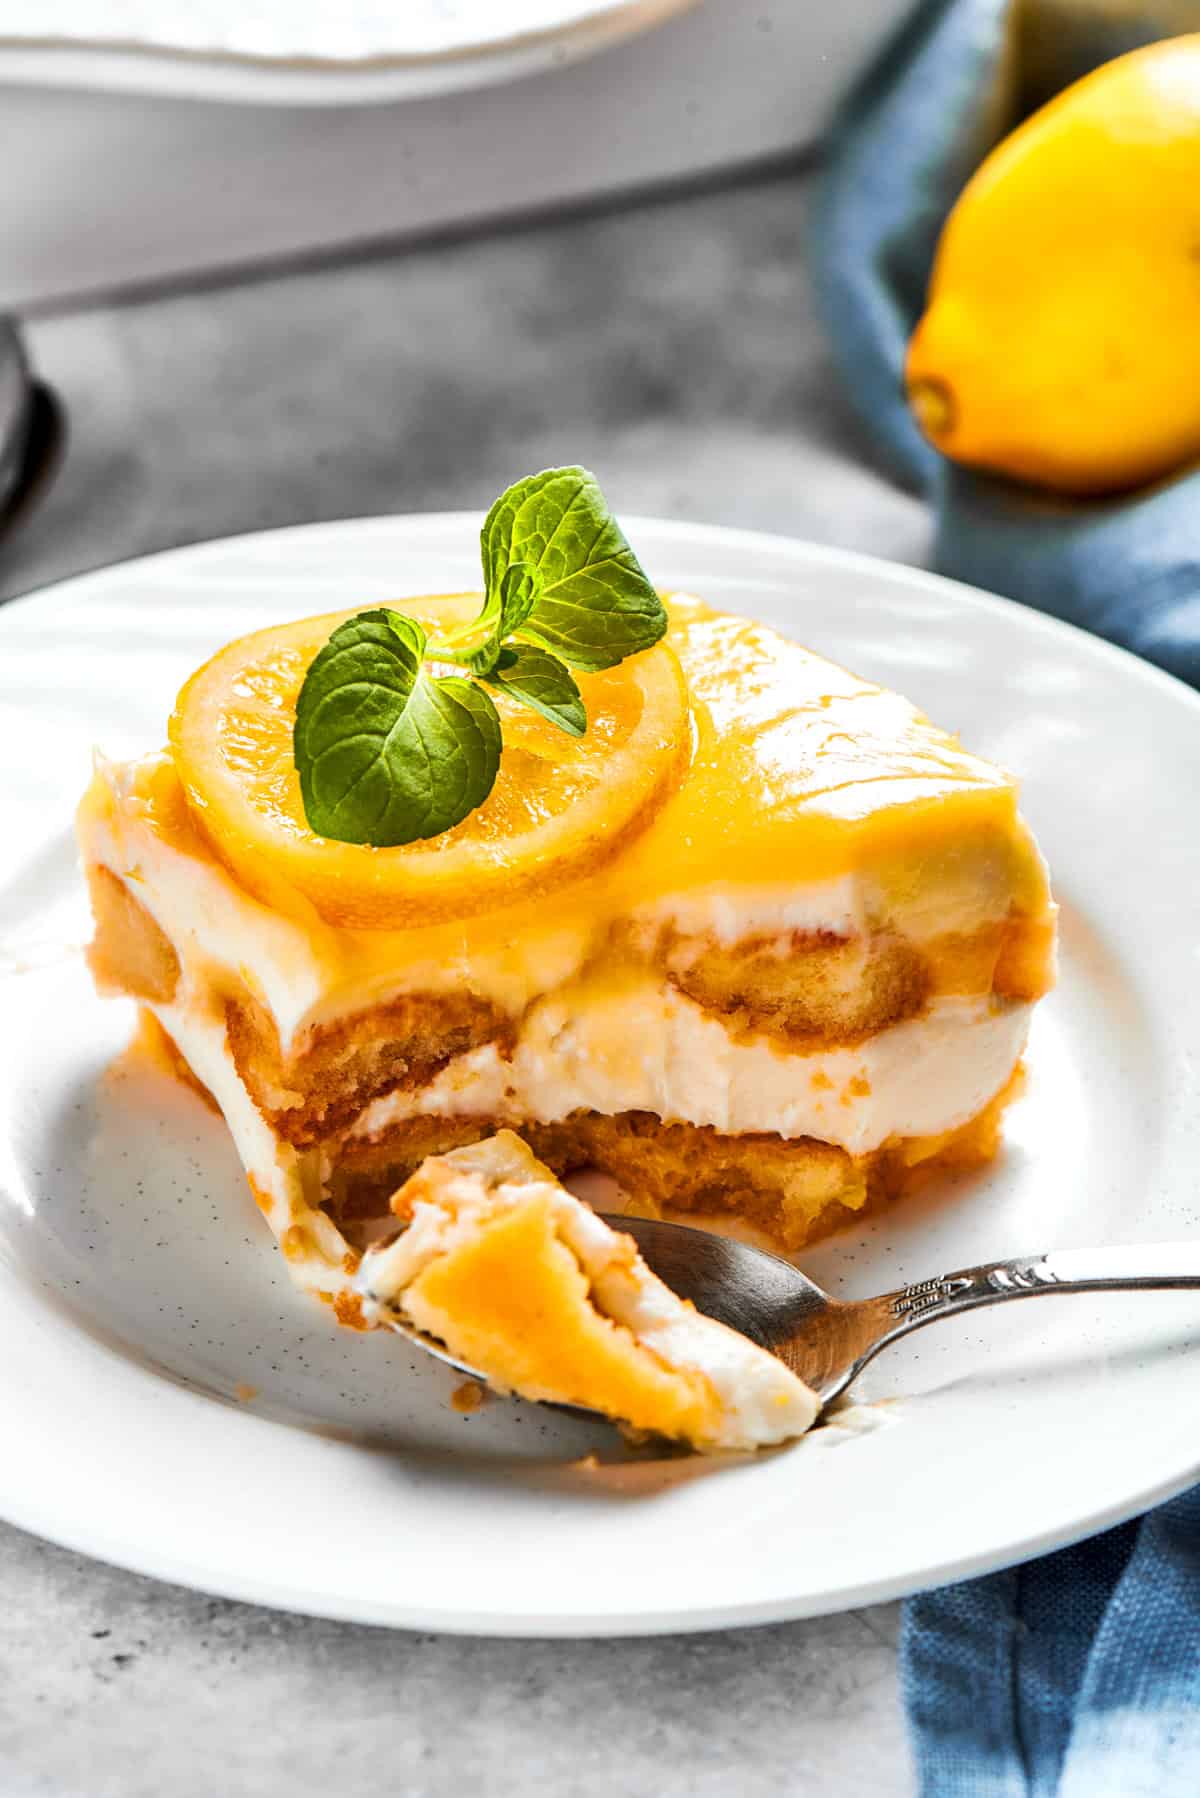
(78, 595), (1054, 1014)
(622, 598), (1045, 896)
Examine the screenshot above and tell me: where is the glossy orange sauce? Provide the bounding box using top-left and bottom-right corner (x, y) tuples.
(79, 595), (1053, 996)
(620, 598), (1039, 895)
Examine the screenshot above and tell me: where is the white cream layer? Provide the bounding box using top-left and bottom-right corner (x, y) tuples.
(358, 1135), (820, 1449)
(144, 995), (351, 1293)
(352, 980), (1032, 1158)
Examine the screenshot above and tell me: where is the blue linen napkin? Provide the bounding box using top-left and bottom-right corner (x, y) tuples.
(810, 3), (1200, 1789)
(901, 1491), (1200, 1795)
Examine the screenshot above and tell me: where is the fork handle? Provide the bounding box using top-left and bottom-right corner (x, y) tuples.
(883, 1243), (1200, 1332)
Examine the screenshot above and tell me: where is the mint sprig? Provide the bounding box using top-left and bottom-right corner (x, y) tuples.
(293, 467), (666, 846)
(480, 467), (666, 672)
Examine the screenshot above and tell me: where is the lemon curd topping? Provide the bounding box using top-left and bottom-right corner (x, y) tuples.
(81, 594), (1053, 1023)
(623, 597), (1049, 905)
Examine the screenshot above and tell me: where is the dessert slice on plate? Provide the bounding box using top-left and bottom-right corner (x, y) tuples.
(359, 1131), (819, 1450)
(76, 468), (1056, 1427)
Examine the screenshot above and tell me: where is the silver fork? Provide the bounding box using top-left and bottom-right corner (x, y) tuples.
(380, 1215), (1200, 1415)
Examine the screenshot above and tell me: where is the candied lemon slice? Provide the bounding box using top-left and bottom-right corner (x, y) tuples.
(169, 595), (690, 929)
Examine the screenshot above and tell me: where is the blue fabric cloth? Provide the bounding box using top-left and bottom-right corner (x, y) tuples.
(902, 1492), (1200, 1795)
(809, 0), (1200, 690)
(810, 3), (1200, 1790)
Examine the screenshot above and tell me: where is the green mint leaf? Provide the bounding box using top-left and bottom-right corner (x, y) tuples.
(294, 608), (500, 845)
(294, 609), (424, 832)
(386, 674), (502, 842)
(480, 466), (666, 672)
(498, 561), (541, 638)
(461, 563), (542, 677)
(485, 644), (586, 738)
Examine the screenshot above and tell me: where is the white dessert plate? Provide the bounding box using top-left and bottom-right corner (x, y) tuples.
(0, 0), (695, 104)
(2, 515), (1199, 1636)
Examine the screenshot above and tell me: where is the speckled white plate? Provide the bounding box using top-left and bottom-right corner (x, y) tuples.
(3, 515), (1200, 1635)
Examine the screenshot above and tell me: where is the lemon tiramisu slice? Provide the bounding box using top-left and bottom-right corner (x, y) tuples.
(77, 468), (1056, 1328)
(358, 1132), (818, 1450)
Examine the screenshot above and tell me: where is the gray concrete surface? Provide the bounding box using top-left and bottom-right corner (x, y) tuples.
(1, 166), (926, 1796)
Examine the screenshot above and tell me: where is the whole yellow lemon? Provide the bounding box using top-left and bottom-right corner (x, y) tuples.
(906, 35), (1200, 495)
